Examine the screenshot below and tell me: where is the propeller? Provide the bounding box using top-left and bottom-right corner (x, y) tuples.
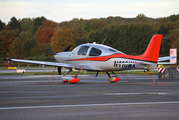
(46, 46), (71, 75)
(47, 45), (71, 55)
(46, 48), (56, 55)
(64, 45), (71, 52)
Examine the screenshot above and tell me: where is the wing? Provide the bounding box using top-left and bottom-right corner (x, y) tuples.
(4, 58), (102, 71)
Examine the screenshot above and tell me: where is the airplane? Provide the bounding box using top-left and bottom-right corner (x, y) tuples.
(4, 34), (174, 83)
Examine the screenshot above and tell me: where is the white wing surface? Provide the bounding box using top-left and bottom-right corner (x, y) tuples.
(4, 58), (102, 71)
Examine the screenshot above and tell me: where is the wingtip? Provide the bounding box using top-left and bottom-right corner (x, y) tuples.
(3, 58), (12, 61)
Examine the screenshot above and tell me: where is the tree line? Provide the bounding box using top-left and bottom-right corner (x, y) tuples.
(0, 14), (179, 63)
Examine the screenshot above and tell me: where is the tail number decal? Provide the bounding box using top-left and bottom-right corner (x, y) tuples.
(113, 61), (135, 68)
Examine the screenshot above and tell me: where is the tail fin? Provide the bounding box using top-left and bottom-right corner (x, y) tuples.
(140, 34), (163, 62)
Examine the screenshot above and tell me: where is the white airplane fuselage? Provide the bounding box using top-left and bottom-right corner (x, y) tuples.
(54, 43), (157, 72)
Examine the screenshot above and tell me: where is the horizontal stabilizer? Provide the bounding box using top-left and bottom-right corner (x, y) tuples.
(158, 56), (176, 62)
(157, 62), (176, 65)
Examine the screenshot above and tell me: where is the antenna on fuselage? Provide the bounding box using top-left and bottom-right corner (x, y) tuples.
(101, 36), (107, 45)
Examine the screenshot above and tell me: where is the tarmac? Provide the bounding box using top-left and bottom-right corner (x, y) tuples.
(0, 74), (179, 120)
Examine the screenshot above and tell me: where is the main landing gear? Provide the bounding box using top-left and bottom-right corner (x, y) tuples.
(61, 69), (81, 84)
(94, 71), (121, 83)
(106, 72), (121, 83)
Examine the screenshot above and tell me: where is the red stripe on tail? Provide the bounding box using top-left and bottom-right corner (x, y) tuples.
(139, 34), (163, 62)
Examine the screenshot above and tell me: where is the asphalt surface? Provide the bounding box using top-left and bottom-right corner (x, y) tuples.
(0, 74), (179, 120)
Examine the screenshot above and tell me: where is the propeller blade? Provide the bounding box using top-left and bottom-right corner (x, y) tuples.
(47, 48), (56, 55)
(64, 45), (71, 52)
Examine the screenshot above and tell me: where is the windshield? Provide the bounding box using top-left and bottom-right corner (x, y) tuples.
(72, 46), (79, 54)
(77, 46), (89, 55)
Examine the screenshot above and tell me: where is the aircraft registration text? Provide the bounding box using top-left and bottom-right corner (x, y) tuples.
(113, 61), (136, 68)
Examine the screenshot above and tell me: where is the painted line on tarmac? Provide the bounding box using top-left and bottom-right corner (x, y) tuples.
(104, 92), (179, 95)
(1, 101), (179, 110)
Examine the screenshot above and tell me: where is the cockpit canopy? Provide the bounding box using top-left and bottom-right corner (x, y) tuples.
(72, 43), (125, 57)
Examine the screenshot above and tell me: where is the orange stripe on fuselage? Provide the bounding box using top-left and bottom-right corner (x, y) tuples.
(70, 53), (156, 62)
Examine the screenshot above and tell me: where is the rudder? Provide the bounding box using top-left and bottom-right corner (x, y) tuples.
(140, 34), (163, 62)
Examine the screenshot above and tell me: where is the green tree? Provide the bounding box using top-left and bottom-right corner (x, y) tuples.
(20, 30), (33, 42)
(38, 20), (57, 30)
(169, 28), (179, 62)
(87, 23), (156, 55)
(7, 37), (25, 58)
(84, 19), (108, 32)
(135, 14), (147, 22)
(24, 37), (37, 56)
(20, 18), (32, 31)
(6, 17), (21, 33)
(169, 14), (179, 22)
(158, 24), (167, 35)
(31, 16), (47, 35)
(0, 30), (16, 57)
(160, 37), (170, 56)
(29, 42), (51, 57)
(0, 20), (6, 31)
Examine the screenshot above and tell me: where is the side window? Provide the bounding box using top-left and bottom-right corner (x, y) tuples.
(89, 47), (102, 56)
(77, 46), (89, 55)
(108, 48), (118, 52)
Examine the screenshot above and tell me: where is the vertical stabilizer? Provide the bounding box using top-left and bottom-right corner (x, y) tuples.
(140, 34), (163, 62)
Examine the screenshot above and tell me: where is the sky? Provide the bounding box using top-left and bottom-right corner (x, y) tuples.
(0, 0), (179, 24)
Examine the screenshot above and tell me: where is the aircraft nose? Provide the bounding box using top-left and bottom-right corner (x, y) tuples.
(54, 52), (70, 63)
(54, 53), (64, 63)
